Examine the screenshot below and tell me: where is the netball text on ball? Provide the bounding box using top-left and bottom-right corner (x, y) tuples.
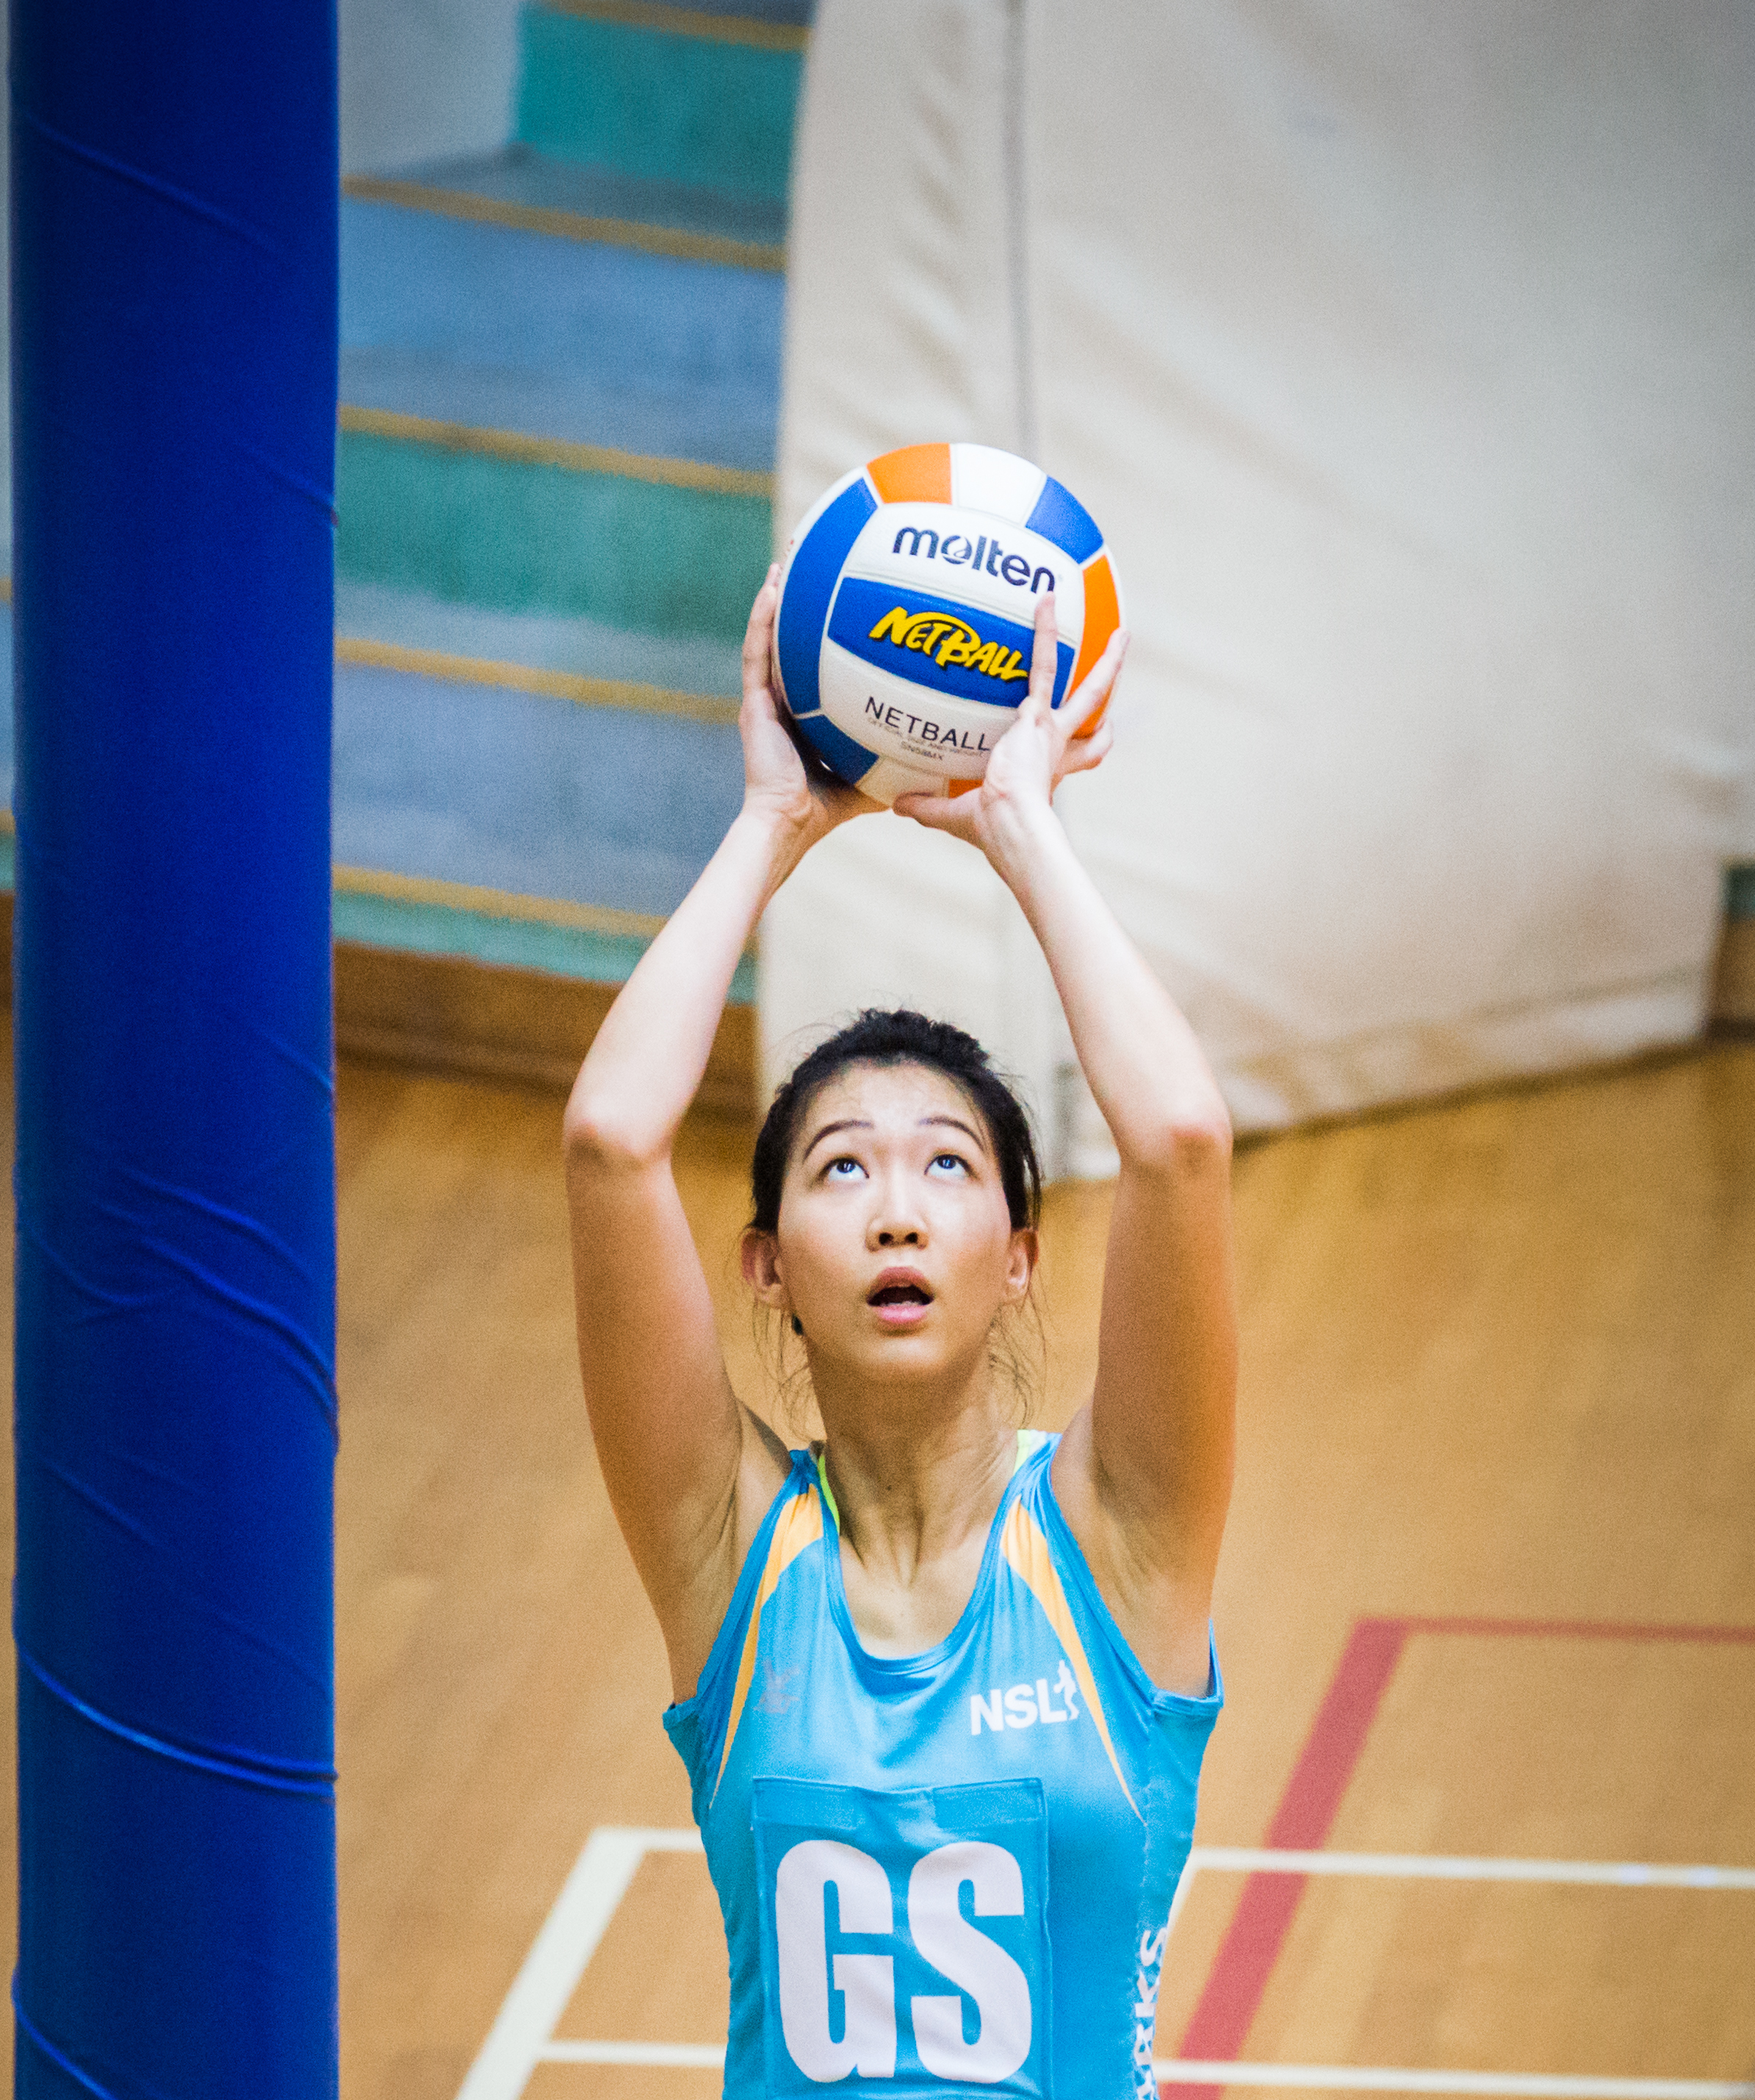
(866, 606), (1029, 683)
(859, 700), (992, 753)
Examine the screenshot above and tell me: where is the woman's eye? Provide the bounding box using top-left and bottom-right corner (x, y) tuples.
(825, 1157), (865, 1180)
(928, 1153), (968, 1177)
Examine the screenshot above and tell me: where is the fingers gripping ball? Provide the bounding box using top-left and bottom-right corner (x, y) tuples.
(771, 442), (1125, 806)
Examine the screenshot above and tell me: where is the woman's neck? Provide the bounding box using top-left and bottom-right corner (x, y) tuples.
(816, 1387), (1016, 1593)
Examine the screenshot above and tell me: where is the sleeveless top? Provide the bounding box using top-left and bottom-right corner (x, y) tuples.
(663, 1432), (1222, 2100)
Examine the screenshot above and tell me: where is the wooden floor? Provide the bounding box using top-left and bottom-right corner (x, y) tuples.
(0, 1032), (1751, 2096)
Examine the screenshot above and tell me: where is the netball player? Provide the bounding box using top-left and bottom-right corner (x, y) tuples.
(564, 568), (1236, 2097)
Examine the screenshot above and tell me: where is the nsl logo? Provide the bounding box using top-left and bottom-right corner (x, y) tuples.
(970, 1662), (1080, 1736)
(866, 606), (1028, 684)
(775, 1838), (1032, 2085)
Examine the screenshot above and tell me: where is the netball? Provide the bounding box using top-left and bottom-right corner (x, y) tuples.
(771, 440), (1125, 804)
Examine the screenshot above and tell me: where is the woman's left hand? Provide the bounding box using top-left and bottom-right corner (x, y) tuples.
(740, 564), (881, 847)
(893, 594), (1125, 852)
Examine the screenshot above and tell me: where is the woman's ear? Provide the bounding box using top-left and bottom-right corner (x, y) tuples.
(1004, 1227), (1039, 1305)
(740, 1226), (788, 1309)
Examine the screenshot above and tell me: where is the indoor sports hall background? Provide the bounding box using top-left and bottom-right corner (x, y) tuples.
(1, 4), (1751, 2100)
(0, 1), (1744, 1137)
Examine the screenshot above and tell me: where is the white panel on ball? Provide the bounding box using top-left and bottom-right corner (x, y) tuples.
(949, 442), (1048, 522)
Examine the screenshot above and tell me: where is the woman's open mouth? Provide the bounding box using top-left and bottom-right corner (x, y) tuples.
(868, 1271), (934, 1325)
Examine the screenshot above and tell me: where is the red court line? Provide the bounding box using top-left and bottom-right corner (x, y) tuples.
(1162, 1614), (1755, 2099)
(1170, 1619), (1410, 2098)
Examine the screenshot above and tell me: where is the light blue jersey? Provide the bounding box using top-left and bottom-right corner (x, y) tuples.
(664, 1433), (1222, 2099)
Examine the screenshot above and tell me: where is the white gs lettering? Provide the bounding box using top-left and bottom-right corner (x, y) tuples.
(908, 1842), (1032, 2082)
(775, 1840), (897, 2081)
(773, 1839), (1034, 2084)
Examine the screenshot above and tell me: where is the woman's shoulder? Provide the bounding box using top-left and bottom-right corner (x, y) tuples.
(1026, 1420), (1221, 1711)
(668, 1442), (824, 1736)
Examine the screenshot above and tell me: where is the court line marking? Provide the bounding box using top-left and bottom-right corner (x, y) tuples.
(543, 2039), (724, 2066)
(1176, 1617), (1755, 2090)
(535, 2032), (1755, 2097)
(1187, 1848), (1755, 1891)
(531, 2043), (1755, 2096)
(456, 1827), (702, 2100)
(1150, 2068), (1755, 2098)
(453, 1827), (1755, 2100)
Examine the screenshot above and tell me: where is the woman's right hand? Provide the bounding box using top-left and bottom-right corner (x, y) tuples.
(740, 564), (879, 846)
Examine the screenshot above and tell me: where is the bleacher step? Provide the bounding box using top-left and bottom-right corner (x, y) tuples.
(516, 1), (804, 202)
(334, 653), (743, 923)
(347, 146), (787, 267)
(335, 580), (742, 700)
(340, 193), (782, 470)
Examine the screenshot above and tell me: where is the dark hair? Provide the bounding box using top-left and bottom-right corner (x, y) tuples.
(750, 1009), (1042, 1234)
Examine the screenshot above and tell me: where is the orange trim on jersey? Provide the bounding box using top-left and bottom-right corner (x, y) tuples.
(1001, 1501), (1142, 1820)
(713, 1486), (824, 1798)
(866, 442), (952, 506)
(1069, 553), (1120, 738)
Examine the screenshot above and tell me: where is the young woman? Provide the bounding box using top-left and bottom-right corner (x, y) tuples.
(564, 569), (1236, 2099)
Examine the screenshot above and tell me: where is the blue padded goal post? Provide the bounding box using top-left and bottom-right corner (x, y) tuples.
(10, 3), (340, 2093)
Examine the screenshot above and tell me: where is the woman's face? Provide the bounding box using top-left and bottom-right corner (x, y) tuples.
(744, 1061), (1035, 1390)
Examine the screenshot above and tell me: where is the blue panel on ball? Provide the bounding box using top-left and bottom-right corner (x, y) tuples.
(1025, 476), (1104, 564)
(830, 578), (1075, 707)
(795, 706), (879, 785)
(776, 476), (876, 717)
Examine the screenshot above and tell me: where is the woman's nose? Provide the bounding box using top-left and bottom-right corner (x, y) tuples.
(868, 1179), (926, 1247)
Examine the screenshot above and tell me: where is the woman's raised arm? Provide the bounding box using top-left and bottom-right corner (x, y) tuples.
(896, 599), (1236, 1697)
(563, 567), (870, 1696)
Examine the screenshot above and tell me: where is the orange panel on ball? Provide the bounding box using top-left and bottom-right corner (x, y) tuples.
(1068, 553), (1120, 737)
(866, 442), (953, 506)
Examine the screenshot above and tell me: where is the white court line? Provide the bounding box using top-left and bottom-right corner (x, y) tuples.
(455, 1827), (701, 2100)
(542, 2040), (725, 2068)
(455, 1830), (1755, 2100)
(1150, 2065), (1755, 2098)
(532, 2041), (1754, 2097)
(1188, 1848), (1755, 1890)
